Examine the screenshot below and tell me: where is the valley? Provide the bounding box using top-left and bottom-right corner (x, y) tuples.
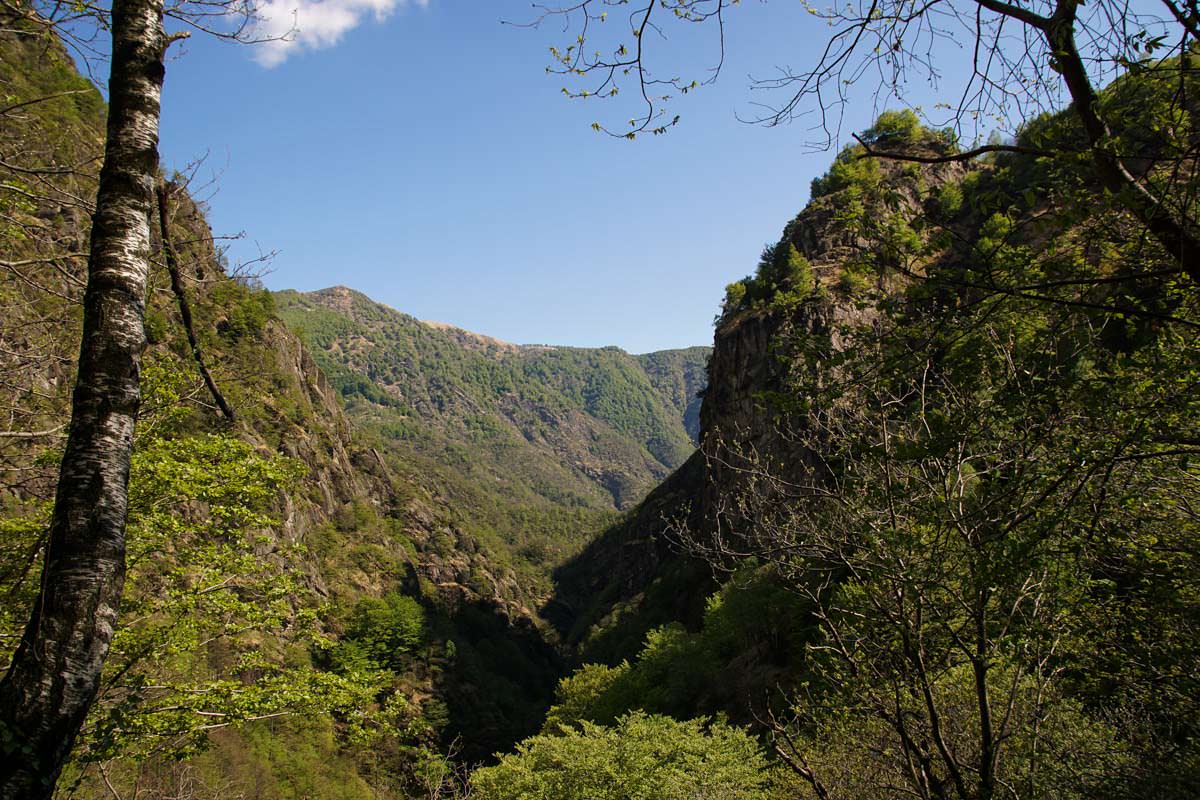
(274, 285), (708, 597)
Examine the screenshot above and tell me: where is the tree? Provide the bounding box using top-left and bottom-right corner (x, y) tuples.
(0, 0), (271, 795)
(0, 2), (170, 794)
(527, 0), (1200, 279)
(470, 711), (775, 800)
(0, 359), (382, 790)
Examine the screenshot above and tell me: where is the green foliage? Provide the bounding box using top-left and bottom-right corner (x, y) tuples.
(835, 267), (870, 295)
(331, 592), (426, 673)
(687, 63), (1200, 798)
(785, 665), (1127, 800)
(0, 359), (387, 772)
(742, 91), (1200, 793)
(858, 109), (924, 145)
(87, 384), (379, 762)
(936, 180), (964, 219)
(0, 501), (51, 646)
(720, 111), (955, 320)
(722, 280), (747, 313)
(471, 712), (774, 800)
(809, 144), (880, 202)
(540, 662), (633, 733)
(274, 288), (708, 599)
(10, 28), (1200, 798)
(222, 715), (381, 800)
(809, 111), (954, 224)
(0, 20), (105, 173)
(763, 242), (814, 306)
(721, 242), (816, 316)
(274, 289), (704, 480)
(758, 242), (810, 289)
(210, 281), (275, 341)
(546, 569), (811, 726)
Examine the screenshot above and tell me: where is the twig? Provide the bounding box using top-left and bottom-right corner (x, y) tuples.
(0, 424), (65, 439)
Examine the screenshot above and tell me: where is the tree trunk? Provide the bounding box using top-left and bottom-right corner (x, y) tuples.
(0, 0), (165, 795)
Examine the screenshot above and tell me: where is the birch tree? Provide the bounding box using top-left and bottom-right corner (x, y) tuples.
(0, 0), (268, 795)
(0, 2), (167, 794)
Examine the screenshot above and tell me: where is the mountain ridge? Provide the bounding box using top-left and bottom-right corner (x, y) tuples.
(275, 285), (710, 513)
(298, 284), (709, 356)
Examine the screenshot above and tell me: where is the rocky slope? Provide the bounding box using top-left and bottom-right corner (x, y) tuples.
(272, 287), (710, 618)
(539, 106), (1200, 797)
(548, 142), (967, 664)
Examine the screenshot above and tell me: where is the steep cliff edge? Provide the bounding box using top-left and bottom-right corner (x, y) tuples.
(543, 107), (1200, 796)
(546, 131), (968, 664)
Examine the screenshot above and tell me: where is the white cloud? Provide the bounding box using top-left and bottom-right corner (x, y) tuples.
(252, 0), (426, 67)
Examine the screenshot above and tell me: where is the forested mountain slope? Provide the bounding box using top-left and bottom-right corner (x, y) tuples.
(0, 16), (593, 794)
(8, 3), (1200, 797)
(273, 288), (709, 600)
(276, 286), (708, 511)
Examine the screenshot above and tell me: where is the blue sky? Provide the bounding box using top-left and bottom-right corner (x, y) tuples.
(155, 0), (965, 353)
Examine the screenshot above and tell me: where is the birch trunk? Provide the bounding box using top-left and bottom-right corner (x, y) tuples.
(0, 0), (165, 795)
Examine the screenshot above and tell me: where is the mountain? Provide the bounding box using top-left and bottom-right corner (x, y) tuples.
(273, 287), (709, 597)
(0, 17), (610, 792)
(8, 9), (1198, 798)
(528, 110), (1200, 798)
(0, 13), (711, 785)
(276, 287), (708, 510)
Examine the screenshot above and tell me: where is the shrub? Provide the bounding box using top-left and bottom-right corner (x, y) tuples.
(937, 181), (964, 219)
(837, 267), (871, 295)
(332, 593), (426, 673)
(213, 285), (275, 341)
(471, 712), (774, 800)
(860, 109), (923, 145)
(810, 146), (880, 200)
(723, 280), (748, 313)
(540, 662), (632, 732)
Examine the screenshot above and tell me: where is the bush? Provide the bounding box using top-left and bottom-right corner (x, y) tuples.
(723, 280), (748, 313)
(471, 712), (774, 800)
(332, 593), (426, 673)
(212, 285), (275, 342)
(540, 662), (632, 733)
(859, 109), (923, 145)
(937, 181), (964, 219)
(810, 146), (880, 200)
(720, 243), (817, 319)
(544, 569), (812, 727)
(837, 267), (871, 295)
(760, 242), (813, 293)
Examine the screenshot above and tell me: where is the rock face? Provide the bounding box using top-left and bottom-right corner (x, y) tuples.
(548, 152), (968, 663)
(261, 318), (372, 531)
(698, 154), (965, 530)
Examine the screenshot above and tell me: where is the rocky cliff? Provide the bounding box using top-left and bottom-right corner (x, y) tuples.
(548, 140), (968, 664)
